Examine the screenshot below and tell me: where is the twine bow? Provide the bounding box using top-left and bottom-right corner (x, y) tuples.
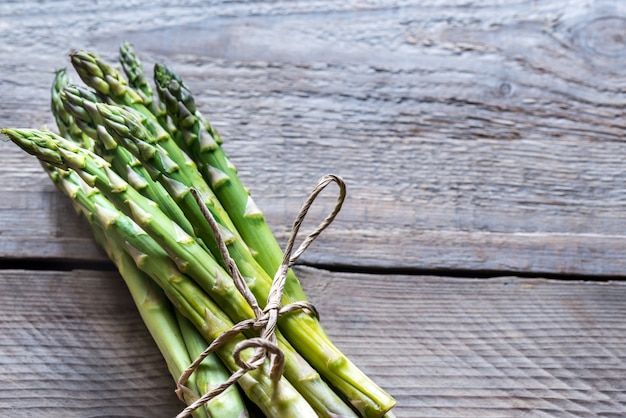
(175, 174), (346, 418)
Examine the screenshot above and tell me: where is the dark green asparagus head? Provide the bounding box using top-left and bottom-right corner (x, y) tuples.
(154, 63), (222, 145)
(51, 70), (94, 151)
(60, 84), (102, 135)
(2, 128), (67, 167)
(70, 50), (143, 104)
(153, 63), (197, 124)
(61, 84), (136, 156)
(96, 103), (135, 136)
(119, 42), (152, 100)
(51, 69), (72, 112)
(96, 103), (157, 156)
(51, 70), (76, 139)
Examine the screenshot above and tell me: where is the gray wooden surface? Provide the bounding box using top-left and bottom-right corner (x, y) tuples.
(3, 267), (625, 417)
(1, 1), (625, 417)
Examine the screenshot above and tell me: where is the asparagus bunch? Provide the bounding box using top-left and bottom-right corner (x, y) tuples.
(55, 82), (353, 417)
(2, 44), (396, 417)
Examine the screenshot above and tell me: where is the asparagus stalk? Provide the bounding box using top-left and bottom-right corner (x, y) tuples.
(92, 104), (394, 417)
(174, 309), (249, 417)
(44, 166), (209, 418)
(4, 128), (360, 417)
(54, 49), (393, 416)
(153, 64), (308, 302)
(50, 69), (96, 150)
(119, 42), (157, 109)
(118, 42), (172, 133)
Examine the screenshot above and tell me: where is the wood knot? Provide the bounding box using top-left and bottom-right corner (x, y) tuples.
(498, 82), (512, 97)
(573, 16), (626, 58)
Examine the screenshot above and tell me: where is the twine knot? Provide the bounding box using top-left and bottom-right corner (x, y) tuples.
(175, 174), (346, 418)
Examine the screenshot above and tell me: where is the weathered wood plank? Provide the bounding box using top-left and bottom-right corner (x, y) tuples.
(1, 1), (626, 275)
(0, 269), (183, 417)
(1, 267), (624, 417)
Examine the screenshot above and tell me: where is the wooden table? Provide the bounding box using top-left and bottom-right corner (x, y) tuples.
(1, 1), (625, 417)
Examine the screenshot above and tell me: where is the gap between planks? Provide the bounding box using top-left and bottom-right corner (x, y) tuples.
(1, 257), (624, 283)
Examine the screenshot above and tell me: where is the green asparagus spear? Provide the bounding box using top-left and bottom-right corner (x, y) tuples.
(174, 309), (249, 417)
(118, 42), (171, 131)
(153, 64), (309, 302)
(119, 42), (156, 107)
(15, 44), (395, 417)
(51, 49), (392, 416)
(50, 69), (96, 150)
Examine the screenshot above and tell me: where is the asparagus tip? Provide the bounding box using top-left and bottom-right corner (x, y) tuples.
(0, 128), (10, 142)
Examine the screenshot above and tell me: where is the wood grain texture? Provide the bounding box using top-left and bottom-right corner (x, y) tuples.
(1, 3), (625, 417)
(1, 266), (625, 417)
(304, 268), (626, 417)
(0, 269), (183, 418)
(1, 1), (626, 275)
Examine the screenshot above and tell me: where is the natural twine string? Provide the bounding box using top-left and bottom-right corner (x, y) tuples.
(175, 174), (346, 418)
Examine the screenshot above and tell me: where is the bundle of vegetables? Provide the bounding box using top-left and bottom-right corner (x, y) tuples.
(2, 44), (396, 418)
